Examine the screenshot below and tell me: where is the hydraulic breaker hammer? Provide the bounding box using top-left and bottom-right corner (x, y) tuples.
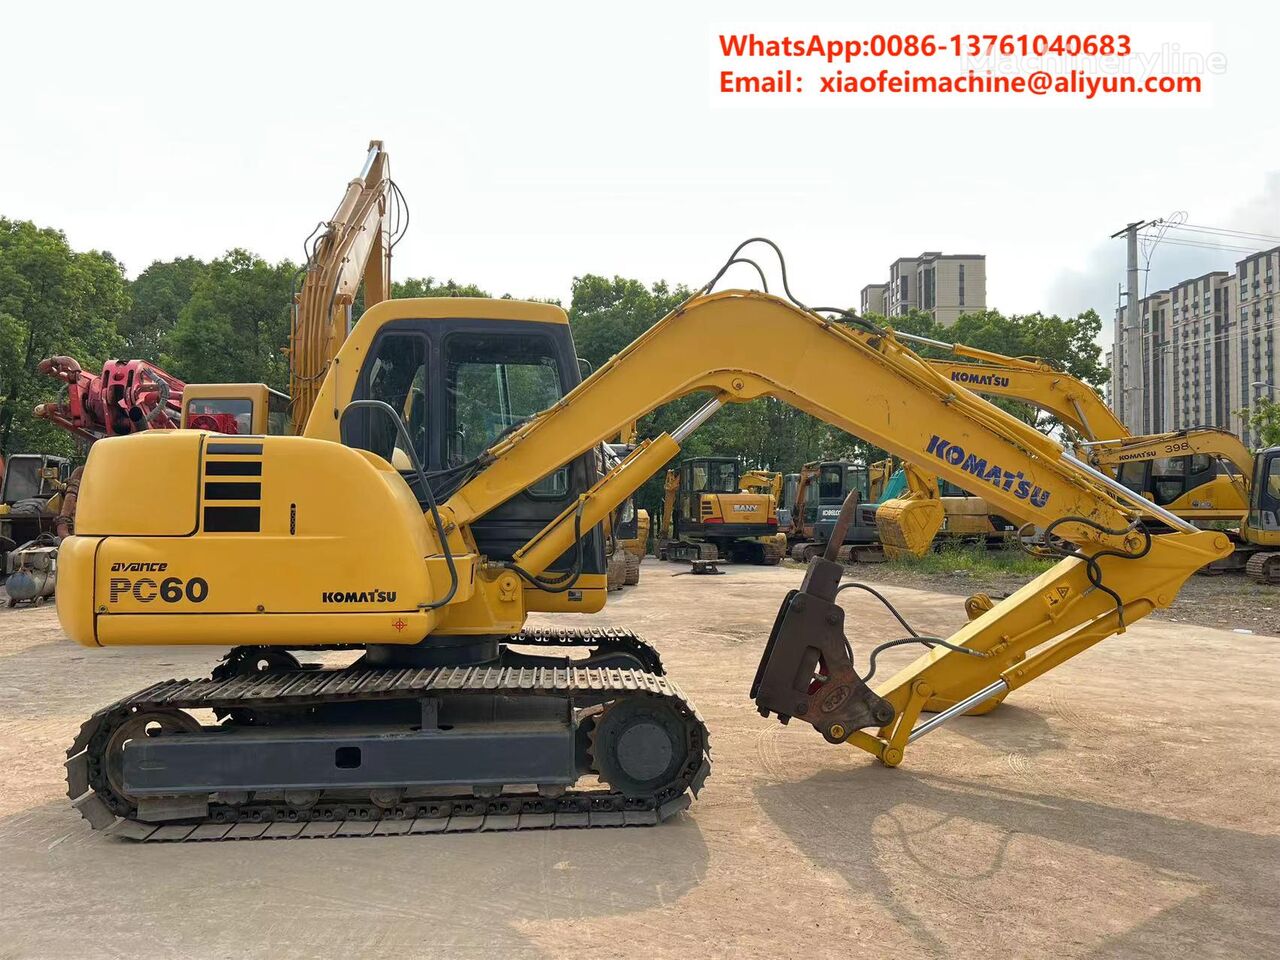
(752, 493), (895, 742)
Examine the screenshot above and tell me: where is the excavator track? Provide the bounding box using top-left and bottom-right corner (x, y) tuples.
(66, 628), (707, 841)
(1245, 551), (1280, 584)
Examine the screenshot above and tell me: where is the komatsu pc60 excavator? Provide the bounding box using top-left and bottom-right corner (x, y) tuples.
(58, 233), (1232, 840)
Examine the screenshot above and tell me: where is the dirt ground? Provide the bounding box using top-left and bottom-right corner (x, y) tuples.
(0, 562), (1277, 960)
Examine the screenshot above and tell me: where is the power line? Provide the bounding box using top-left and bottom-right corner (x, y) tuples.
(1170, 222), (1280, 243)
(1137, 234), (1261, 254)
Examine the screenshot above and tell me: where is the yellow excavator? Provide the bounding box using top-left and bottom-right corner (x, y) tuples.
(739, 469), (782, 500)
(901, 337), (1274, 575)
(657, 457), (786, 564)
(868, 336), (1252, 559)
(58, 200), (1234, 838)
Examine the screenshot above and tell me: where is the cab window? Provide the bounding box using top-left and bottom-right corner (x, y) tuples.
(707, 461), (737, 493)
(1267, 457), (1280, 500)
(1150, 456), (1186, 506)
(268, 392), (289, 435)
(361, 332), (429, 466)
(818, 466), (844, 501)
(847, 467), (869, 499)
(446, 332), (566, 496)
(186, 397), (253, 435)
(1118, 462), (1147, 495)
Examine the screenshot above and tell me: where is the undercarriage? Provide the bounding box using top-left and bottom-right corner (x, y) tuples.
(66, 628), (710, 841)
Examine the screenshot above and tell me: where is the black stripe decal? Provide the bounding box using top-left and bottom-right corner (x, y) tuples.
(203, 506), (261, 532)
(207, 442), (264, 456)
(204, 482), (261, 501)
(205, 461), (262, 477)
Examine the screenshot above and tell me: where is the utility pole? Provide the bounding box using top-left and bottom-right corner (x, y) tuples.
(1110, 220), (1157, 431)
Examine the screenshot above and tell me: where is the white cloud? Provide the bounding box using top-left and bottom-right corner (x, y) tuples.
(1047, 172), (1280, 339)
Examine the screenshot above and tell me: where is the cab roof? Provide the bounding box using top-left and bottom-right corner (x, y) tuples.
(357, 297), (568, 326)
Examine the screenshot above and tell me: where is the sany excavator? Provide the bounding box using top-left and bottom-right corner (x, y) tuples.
(56, 216), (1234, 839)
(657, 457), (785, 565)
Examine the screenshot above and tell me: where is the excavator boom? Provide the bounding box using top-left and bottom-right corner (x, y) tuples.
(906, 334), (1127, 441)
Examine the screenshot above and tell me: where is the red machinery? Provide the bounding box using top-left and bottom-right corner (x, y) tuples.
(34, 357), (187, 443)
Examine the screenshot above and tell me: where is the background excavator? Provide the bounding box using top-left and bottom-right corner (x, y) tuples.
(872, 336), (1276, 577)
(657, 456), (785, 565)
(0, 453), (73, 606)
(782, 460), (883, 562)
(56, 196), (1231, 840)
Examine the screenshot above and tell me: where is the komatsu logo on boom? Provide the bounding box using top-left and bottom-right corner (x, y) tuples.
(950, 371), (1012, 388)
(925, 435), (1051, 508)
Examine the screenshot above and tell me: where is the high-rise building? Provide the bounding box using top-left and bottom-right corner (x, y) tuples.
(1110, 245), (1280, 444)
(866, 252), (986, 326)
(860, 283), (887, 317)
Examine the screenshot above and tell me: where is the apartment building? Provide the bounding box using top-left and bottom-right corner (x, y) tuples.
(1111, 245), (1280, 445)
(866, 252), (986, 325)
(860, 283), (887, 317)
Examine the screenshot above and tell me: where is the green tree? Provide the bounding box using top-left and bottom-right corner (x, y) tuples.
(165, 250), (295, 390)
(1243, 398), (1280, 448)
(123, 256), (208, 358)
(0, 218), (127, 458)
(948, 308), (1108, 387)
(568, 275), (692, 370)
(392, 277), (490, 299)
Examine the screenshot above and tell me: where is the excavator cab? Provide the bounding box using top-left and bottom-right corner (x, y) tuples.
(1115, 454), (1241, 517)
(810, 461), (879, 550)
(338, 299), (606, 579)
(1245, 447), (1280, 543)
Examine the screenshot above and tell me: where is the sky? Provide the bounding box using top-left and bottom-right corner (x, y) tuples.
(3, 1), (1278, 350)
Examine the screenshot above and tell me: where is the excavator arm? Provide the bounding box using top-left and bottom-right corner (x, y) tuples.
(411, 289), (1230, 766)
(879, 337), (1170, 553)
(914, 340), (1248, 520)
(291, 140), (395, 433)
(905, 335), (1127, 441)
